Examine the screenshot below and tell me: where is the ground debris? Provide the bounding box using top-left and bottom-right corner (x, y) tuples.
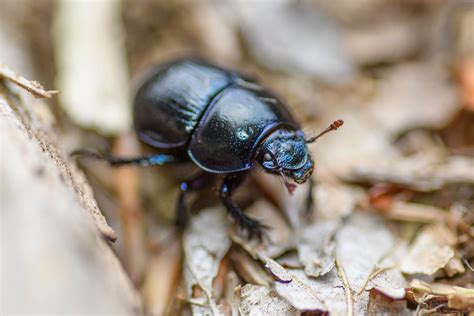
(400, 224), (456, 275)
(183, 207), (231, 316)
(3, 1), (473, 314)
(238, 284), (299, 316)
(0, 64), (58, 98)
(236, 1), (354, 84)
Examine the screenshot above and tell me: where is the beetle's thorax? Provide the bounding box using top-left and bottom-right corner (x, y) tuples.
(258, 128), (314, 184)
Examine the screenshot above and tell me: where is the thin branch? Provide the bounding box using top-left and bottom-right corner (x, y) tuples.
(0, 64), (59, 98)
(335, 257), (353, 316)
(356, 266), (393, 295)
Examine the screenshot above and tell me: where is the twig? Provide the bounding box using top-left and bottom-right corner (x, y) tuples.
(463, 259), (474, 272)
(335, 257), (353, 316)
(356, 266), (393, 295)
(0, 64), (59, 98)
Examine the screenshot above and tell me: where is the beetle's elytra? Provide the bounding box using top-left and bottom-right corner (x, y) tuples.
(75, 58), (343, 238)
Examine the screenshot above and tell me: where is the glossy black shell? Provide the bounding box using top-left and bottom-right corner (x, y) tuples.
(133, 59), (299, 173)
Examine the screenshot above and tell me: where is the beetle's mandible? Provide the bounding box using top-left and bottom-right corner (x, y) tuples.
(74, 58), (343, 238)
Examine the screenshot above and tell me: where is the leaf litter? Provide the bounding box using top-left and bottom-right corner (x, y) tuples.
(10, 0), (472, 315)
(131, 6), (473, 308)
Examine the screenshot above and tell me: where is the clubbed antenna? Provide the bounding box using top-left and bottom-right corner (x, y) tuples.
(305, 119), (344, 143)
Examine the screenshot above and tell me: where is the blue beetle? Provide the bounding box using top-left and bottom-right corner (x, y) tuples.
(75, 58), (343, 238)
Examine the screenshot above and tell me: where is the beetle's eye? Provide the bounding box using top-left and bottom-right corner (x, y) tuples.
(263, 153), (272, 162)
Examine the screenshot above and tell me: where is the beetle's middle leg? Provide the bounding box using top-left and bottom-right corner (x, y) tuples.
(176, 172), (212, 227)
(219, 173), (268, 239)
(71, 149), (179, 167)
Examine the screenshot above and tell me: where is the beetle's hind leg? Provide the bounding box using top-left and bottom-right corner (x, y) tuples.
(219, 173), (269, 240)
(176, 172), (212, 227)
(71, 149), (178, 167)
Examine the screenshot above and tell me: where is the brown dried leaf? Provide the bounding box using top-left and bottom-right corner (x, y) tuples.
(400, 224), (456, 275)
(271, 268), (327, 313)
(410, 279), (474, 296)
(237, 1), (354, 84)
(232, 233), (329, 313)
(367, 62), (460, 135)
(279, 268), (348, 315)
(351, 154), (474, 191)
(238, 285), (298, 316)
(183, 207), (231, 316)
(314, 182), (362, 220)
(297, 219), (340, 277)
(313, 108), (399, 178)
(230, 250), (272, 287)
(371, 286), (407, 301)
(410, 279), (474, 313)
(335, 213), (405, 291)
(344, 10), (423, 65)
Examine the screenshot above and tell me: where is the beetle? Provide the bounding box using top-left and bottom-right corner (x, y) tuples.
(74, 58), (343, 238)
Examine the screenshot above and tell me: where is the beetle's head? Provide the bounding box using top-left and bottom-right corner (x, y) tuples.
(258, 120), (344, 193)
(259, 129), (314, 192)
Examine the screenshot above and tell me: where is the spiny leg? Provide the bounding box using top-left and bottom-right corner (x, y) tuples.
(71, 148), (178, 167)
(219, 173), (268, 240)
(176, 172), (212, 227)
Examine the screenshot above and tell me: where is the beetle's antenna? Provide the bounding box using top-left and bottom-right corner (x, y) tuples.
(305, 119), (344, 143)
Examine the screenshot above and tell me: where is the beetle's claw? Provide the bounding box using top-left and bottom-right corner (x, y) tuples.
(239, 217), (270, 242)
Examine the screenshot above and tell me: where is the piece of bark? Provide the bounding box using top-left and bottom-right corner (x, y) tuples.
(0, 82), (141, 313)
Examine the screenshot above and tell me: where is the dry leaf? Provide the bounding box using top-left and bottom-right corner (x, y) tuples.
(314, 182), (361, 220)
(272, 268), (327, 313)
(410, 279), (474, 313)
(183, 207), (231, 316)
(335, 213), (403, 290)
(351, 154), (474, 191)
(367, 62), (460, 135)
(297, 219), (339, 277)
(236, 1), (354, 84)
(238, 284), (298, 316)
(400, 224), (456, 275)
(279, 268), (348, 315)
(230, 250), (272, 287)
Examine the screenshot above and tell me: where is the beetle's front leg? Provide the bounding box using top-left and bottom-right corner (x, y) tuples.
(219, 172), (268, 240)
(71, 149), (179, 167)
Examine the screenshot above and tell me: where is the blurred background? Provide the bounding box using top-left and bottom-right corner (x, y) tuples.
(1, 0), (473, 315)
